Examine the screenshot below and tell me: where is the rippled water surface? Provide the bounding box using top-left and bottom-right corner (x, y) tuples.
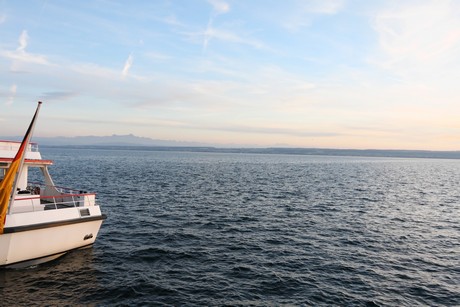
(1, 148), (459, 306)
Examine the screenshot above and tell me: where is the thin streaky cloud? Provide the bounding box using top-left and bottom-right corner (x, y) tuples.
(6, 84), (17, 106)
(39, 91), (78, 102)
(199, 27), (268, 52)
(208, 0), (230, 15)
(372, 0), (460, 80)
(44, 114), (188, 128)
(1, 50), (49, 65)
(202, 25), (213, 52)
(202, 124), (340, 138)
(281, 0), (345, 31)
(144, 51), (172, 61)
(302, 0), (345, 14)
(17, 30), (28, 52)
(122, 54), (133, 78)
(71, 63), (121, 80)
(162, 15), (181, 26)
(0, 30), (49, 65)
(53, 115), (341, 139)
(203, 0), (230, 51)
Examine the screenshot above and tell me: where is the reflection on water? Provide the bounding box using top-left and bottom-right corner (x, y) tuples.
(0, 248), (101, 306)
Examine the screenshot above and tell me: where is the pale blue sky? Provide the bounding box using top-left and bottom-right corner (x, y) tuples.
(2, 0), (460, 149)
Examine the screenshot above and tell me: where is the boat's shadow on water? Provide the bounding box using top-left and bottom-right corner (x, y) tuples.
(0, 247), (104, 306)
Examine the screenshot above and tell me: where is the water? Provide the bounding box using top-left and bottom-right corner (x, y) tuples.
(1, 148), (459, 306)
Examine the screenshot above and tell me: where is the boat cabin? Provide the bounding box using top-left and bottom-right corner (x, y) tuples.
(0, 140), (96, 214)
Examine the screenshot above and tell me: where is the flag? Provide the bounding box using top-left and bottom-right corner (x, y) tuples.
(0, 102), (42, 234)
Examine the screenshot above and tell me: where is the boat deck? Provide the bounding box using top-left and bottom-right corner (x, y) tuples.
(11, 183), (97, 214)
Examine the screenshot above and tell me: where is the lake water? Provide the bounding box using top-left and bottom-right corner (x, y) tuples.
(1, 148), (459, 306)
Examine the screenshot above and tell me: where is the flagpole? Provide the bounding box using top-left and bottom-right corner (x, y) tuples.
(7, 101), (42, 214)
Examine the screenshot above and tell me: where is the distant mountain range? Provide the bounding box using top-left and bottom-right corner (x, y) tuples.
(2, 134), (460, 159)
(2, 134), (209, 147)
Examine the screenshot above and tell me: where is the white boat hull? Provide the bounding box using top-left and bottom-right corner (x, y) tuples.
(0, 207), (106, 268)
(1, 117), (106, 268)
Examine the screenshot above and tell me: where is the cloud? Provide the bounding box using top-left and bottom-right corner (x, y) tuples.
(6, 84), (17, 106)
(144, 51), (171, 61)
(18, 30), (28, 52)
(71, 63), (120, 80)
(302, 0), (345, 14)
(0, 30), (49, 65)
(39, 91), (78, 102)
(122, 54), (133, 78)
(0, 14), (6, 24)
(195, 1), (268, 52)
(202, 28), (212, 51)
(162, 15), (181, 25)
(201, 28), (266, 50)
(203, 0), (231, 51)
(282, 0), (345, 31)
(68, 59), (145, 86)
(208, 0), (230, 15)
(372, 0), (460, 81)
(199, 123), (340, 138)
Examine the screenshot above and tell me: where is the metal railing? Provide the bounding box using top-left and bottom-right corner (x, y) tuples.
(27, 182), (94, 196)
(12, 183), (97, 213)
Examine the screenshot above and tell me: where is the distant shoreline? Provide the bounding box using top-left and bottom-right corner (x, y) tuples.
(41, 145), (460, 160)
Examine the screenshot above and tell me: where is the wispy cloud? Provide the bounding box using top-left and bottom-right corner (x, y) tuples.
(162, 14), (181, 26)
(144, 51), (171, 61)
(372, 0), (460, 81)
(197, 123), (340, 138)
(203, 0), (230, 51)
(71, 63), (120, 80)
(122, 54), (133, 78)
(203, 28), (266, 50)
(18, 30), (28, 52)
(302, 0), (345, 14)
(0, 14), (6, 24)
(282, 0), (345, 31)
(208, 0), (230, 15)
(6, 84), (17, 106)
(39, 91), (78, 102)
(0, 30), (49, 65)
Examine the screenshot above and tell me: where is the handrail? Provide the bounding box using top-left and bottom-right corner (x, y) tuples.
(28, 181), (95, 195)
(15, 192), (96, 202)
(11, 183), (98, 213)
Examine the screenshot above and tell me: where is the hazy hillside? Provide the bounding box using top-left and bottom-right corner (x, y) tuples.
(2, 134), (208, 147)
(2, 134), (460, 159)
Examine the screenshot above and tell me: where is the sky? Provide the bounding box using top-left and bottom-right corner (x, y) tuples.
(1, 0), (460, 150)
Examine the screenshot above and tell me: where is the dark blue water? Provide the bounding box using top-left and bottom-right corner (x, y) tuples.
(1, 148), (459, 306)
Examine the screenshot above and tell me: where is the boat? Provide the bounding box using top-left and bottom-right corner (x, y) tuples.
(0, 102), (106, 268)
